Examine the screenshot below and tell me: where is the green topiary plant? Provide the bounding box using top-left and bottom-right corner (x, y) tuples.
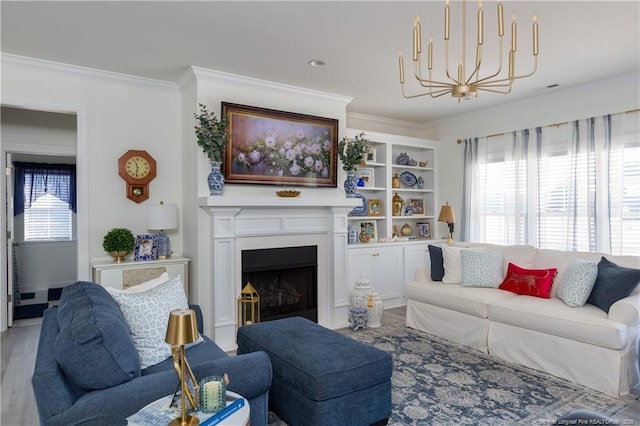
(194, 103), (229, 163)
(337, 132), (370, 172)
(102, 227), (135, 253)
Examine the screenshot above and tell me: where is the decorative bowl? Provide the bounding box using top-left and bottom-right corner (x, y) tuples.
(276, 190), (301, 198)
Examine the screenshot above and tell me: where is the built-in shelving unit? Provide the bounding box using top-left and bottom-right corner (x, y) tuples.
(345, 129), (438, 244)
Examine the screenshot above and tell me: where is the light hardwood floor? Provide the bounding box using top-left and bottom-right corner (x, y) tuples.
(2, 307), (640, 425)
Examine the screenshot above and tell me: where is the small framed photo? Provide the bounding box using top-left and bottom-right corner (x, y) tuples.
(417, 222), (431, 239)
(365, 146), (377, 163)
(357, 167), (375, 187)
(360, 221), (377, 242)
(368, 199), (383, 216)
(409, 198), (425, 215)
(134, 234), (158, 261)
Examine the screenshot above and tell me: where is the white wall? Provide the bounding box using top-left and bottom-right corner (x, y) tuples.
(1, 54), (183, 282)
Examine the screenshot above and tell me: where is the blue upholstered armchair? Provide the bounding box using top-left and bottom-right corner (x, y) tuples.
(32, 282), (272, 426)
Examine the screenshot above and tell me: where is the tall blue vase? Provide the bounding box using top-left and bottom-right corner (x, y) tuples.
(344, 170), (358, 198)
(208, 162), (224, 196)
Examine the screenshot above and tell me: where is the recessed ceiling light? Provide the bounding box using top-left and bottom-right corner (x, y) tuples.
(307, 59), (326, 68)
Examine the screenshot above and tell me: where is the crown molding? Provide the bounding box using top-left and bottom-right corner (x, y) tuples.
(346, 111), (426, 130)
(185, 66), (353, 106)
(1, 53), (177, 90)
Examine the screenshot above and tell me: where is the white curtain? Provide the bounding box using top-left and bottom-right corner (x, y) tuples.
(462, 112), (634, 255)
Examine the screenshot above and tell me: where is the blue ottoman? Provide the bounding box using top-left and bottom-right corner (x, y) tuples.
(237, 317), (392, 426)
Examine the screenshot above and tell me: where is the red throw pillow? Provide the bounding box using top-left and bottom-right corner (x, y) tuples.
(499, 263), (558, 298)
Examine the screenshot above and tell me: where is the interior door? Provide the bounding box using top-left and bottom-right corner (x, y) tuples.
(5, 152), (14, 328)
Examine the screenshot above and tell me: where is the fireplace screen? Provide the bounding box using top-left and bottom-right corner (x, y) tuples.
(241, 245), (318, 323)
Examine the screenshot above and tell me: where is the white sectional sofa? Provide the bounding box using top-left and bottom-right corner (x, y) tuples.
(405, 243), (640, 397)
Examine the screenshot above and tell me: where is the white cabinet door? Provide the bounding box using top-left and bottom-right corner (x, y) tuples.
(372, 246), (403, 307)
(348, 245), (404, 308)
(348, 248), (375, 293)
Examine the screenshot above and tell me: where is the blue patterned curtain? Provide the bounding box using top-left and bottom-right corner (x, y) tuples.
(13, 162), (77, 215)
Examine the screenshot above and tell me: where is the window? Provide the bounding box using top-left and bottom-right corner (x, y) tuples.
(24, 193), (72, 240)
(464, 111), (640, 256)
(13, 161), (76, 242)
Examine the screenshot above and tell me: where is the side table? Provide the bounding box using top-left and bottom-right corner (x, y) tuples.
(126, 391), (249, 426)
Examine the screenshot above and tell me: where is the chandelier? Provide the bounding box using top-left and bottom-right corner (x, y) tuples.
(398, 0), (539, 101)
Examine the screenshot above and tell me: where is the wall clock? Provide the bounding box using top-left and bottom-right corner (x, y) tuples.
(118, 150), (157, 203)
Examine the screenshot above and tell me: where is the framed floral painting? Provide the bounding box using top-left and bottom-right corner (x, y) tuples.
(222, 102), (338, 187)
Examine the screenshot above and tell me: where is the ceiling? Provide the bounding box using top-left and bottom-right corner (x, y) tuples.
(2, 1), (639, 124)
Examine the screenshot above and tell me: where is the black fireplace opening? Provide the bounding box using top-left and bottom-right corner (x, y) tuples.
(241, 245), (318, 323)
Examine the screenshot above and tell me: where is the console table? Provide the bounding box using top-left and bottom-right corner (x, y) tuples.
(91, 256), (189, 295)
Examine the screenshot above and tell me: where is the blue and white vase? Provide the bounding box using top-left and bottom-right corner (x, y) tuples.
(208, 161), (224, 196)
(344, 170), (358, 198)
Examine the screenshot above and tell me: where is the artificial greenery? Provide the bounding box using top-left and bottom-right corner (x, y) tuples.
(102, 227), (135, 252)
(337, 132), (370, 172)
(194, 103), (229, 163)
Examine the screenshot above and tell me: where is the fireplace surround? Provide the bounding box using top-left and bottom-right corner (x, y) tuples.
(200, 193), (358, 350)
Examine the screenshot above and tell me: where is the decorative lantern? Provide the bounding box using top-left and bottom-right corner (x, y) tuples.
(237, 282), (260, 327)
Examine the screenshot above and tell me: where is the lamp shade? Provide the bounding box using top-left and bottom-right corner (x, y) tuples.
(165, 309), (199, 346)
(146, 202), (178, 231)
(438, 202), (455, 223)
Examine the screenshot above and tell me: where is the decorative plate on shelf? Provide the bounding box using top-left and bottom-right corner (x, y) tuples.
(399, 171), (417, 188)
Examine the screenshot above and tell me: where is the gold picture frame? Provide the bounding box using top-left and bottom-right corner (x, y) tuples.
(368, 199), (383, 216)
(222, 102), (338, 188)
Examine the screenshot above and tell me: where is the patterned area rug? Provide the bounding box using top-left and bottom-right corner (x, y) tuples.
(268, 321), (639, 425)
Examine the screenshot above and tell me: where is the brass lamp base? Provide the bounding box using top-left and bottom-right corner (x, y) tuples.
(169, 415), (199, 426)
(446, 233), (453, 244)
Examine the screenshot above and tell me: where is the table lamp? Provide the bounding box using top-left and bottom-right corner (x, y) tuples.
(438, 202), (455, 243)
(165, 309), (200, 426)
(146, 201), (178, 259)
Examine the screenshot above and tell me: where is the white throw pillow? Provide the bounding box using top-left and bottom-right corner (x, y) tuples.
(105, 272), (170, 296)
(442, 245), (464, 283)
(442, 245), (485, 283)
(556, 259), (598, 307)
(460, 250), (504, 288)
(110, 275), (196, 369)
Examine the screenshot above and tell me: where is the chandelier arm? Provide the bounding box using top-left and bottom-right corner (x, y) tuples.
(476, 57), (538, 86)
(477, 86), (513, 95)
(465, 56), (482, 85)
(401, 86), (452, 99)
(469, 37), (505, 86)
(444, 39), (457, 84)
(412, 59), (451, 96)
(415, 77), (457, 87)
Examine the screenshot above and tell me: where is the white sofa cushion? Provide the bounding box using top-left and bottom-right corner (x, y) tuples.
(488, 296), (628, 350)
(406, 280), (516, 319)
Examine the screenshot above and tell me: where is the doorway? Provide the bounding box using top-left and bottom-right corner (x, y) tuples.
(2, 106), (80, 328)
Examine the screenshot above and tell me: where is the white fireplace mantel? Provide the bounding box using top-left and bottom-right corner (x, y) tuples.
(198, 194), (359, 350)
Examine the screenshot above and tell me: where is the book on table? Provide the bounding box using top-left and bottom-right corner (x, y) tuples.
(126, 393), (245, 426)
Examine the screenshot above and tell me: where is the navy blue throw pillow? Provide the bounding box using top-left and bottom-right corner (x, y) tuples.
(428, 245), (445, 281)
(587, 257), (640, 312)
